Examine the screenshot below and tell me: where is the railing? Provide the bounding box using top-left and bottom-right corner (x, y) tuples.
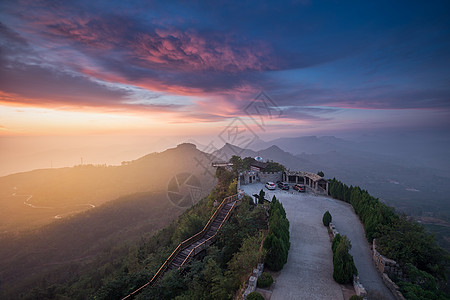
(179, 198), (239, 268)
(121, 193), (240, 300)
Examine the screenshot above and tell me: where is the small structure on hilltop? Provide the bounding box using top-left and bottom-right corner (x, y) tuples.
(249, 160), (267, 171)
(283, 170), (328, 194)
(211, 161), (234, 171)
(239, 166), (328, 195)
(212, 157), (329, 194)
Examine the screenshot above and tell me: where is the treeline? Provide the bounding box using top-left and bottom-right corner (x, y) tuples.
(328, 179), (450, 299)
(263, 196), (290, 271)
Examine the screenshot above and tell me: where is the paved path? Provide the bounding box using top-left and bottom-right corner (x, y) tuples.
(242, 183), (395, 300)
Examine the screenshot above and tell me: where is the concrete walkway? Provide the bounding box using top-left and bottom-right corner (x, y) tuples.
(241, 183), (395, 300)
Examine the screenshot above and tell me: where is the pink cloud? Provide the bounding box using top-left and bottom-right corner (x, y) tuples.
(131, 29), (274, 72)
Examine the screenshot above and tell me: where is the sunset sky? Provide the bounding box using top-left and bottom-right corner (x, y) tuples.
(0, 0), (449, 139)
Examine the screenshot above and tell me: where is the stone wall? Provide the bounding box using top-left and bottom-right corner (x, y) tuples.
(382, 273), (406, 300)
(240, 171), (258, 185)
(372, 239), (406, 300)
(328, 222), (339, 237)
(259, 171), (283, 183)
(353, 276), (367, 298)
(242, 263), (264, 299)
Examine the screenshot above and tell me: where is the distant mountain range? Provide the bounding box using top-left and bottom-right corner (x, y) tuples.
(248, 135), (358, 155)
(214, 139), (450, 223)
(0, 143), (216, 232)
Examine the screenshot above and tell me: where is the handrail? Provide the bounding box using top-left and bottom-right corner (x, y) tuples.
(179, 197), (239, 268)
(121, 193), (239, 300)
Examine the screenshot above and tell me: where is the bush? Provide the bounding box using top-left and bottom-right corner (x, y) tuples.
(349, 296), (363, 300)
(332, 235), (357, 284)
(322, 211), (332, 226)
(257, 272), (274, 288)
(246, 291), (265, 300)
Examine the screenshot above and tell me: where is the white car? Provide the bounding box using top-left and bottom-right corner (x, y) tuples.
(265, 182), (276, 190)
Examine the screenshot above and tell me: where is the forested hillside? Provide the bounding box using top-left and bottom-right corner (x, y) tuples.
(0, 143), (215, 232)
(0, 167), (267, 299)
(0, 143), (218, 298)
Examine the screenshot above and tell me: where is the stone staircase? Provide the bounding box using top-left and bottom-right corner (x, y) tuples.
(121, 193), (240, 300)
(167, 202), (234, 270)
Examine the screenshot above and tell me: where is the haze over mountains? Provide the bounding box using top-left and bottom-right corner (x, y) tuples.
(0, 134), (449, 298)
(0, 143), (218, 296)
(0, 143), (216, 233)
(212, 134), (450, 248)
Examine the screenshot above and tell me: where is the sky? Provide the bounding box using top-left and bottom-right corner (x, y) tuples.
(0, 1), (449, 144)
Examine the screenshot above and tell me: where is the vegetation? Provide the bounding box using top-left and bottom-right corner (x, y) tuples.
(328, 178), (450, 299)
(264, 161), (285, 172)
(331, 234), (357, 284)
(131, 168), (269, 299)
(257, 272), (274, 288)
(246, 291), (265, 300)
(1, 167), (258, 299)
(349, 295), (364, 300)
(139, 198), (268, 299)
(317, 171), (324, 177)
(322, 210), (332, 226)
(229, 155), (285, 174)
(258, 189), (266, 204)
(263, 196), (290, 271)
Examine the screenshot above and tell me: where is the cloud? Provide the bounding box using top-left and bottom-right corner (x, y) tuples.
(0, 0), (449, 130)
(131, 28), (274, 72)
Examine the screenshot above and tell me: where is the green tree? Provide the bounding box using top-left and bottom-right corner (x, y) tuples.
(323, 211), (332, 226)
(257, 272), (274, 288)
(258, 189), (265, 204)
(172, 213), (205, 244)
(332, 235), (357, 284)
(229, 155), (243, 174)
(227, 232), (265, 283)
(264, 161), (286, 172)
(247, 292), (265, 300)
(264, 234), (286, 271)
(317, 171), (324, 177)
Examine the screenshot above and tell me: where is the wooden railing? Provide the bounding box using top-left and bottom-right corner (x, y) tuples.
(179, 197), (239, 268)
(121, 193), (241, 300)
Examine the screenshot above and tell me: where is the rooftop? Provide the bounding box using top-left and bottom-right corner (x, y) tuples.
(285, 170), (325, 182)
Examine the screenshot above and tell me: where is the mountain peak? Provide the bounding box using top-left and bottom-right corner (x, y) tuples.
(176, 143), (197, 150)
(264, 144), (285, 152)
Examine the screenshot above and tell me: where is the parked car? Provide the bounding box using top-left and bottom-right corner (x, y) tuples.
(277, 182), (290, 190)
(293, 184), (306, 192)
(265, 182), (276, 190)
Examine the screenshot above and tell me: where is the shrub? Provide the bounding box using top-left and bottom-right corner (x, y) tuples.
(322, 211), (332, 226)
(246, 291), (265, 300)
(332, 235), (357, 284)
(264, 234), (286, 271)
(257, 272), (273, 288)
(331, 234), (342, 253)
(263, 196), (290, 271)
(349, 296), (363, 300)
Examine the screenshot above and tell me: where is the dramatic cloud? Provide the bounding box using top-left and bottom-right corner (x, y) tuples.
(0, 0), (449, 134)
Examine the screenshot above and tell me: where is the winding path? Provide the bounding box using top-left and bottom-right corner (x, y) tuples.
(11, 189), (96, 219)
(242, 183), (395, 300)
